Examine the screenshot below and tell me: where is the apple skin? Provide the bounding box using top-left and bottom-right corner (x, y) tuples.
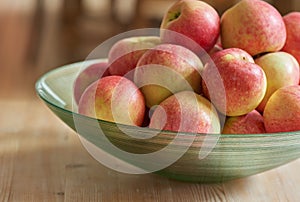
(134, 43), (203, 108)
(255, 51), (300, 112)
(149, 91), (220, 134)
(202, 48), (267, 116)
(73, 62), (110, 104)
(220, 0), (286, 56)
(108, 36), (161, 80)
(282, 12), (300, 75)
(222, 110), (265, 134)
(263, 85), (300, 133)
(78, 75), (145, 126)
(160, 0), (220, 53)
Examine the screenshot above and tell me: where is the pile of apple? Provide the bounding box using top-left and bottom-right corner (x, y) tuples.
(74, 0), (300, 135)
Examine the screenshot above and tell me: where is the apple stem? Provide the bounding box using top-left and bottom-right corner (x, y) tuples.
(168, 11), (181, 22)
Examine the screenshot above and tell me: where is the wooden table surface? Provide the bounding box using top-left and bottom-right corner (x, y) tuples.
(1, 98), (300, 201)
(1, 1), (300, 201)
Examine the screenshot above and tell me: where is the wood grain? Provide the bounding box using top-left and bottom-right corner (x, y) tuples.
(1, 98), (300, 201)
(0, 0), (300, 201)
(0, 132), (17, 202)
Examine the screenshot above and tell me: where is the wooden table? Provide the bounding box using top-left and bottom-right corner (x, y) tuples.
(0, 98), (300, 201)
(1, 0), (300, 200)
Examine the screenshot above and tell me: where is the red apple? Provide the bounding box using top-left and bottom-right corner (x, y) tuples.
(78, 75), (145, 126)
(149, 91), (220, 134)
(282, 12), (300, 75)
(160, 0), (220, 54)
(108, 36), (161, 80)
(221, 0), (286, 56)
(263, 85), (300, 133)
(202, 48), (267, 116)
(73, 62), (110, 104)
(255, 51), (299, 112)
(134, 43), (203, 108)
(222, 110), (265, 134)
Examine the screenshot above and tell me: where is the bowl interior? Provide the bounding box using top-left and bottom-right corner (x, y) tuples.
(36, 60), (300, 183)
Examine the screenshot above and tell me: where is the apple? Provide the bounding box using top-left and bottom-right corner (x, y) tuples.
(255, 51), (300, 112)
(149, 91), (220, 134)
(282, 12), (300, 76)
(108, 36), (161, 80)
(78, 75), (145, 126)
(134, 43), (203, 108)
(73, 62), (110, 104)
(202, 48), (267, 116)
(220, 0), (286, 56)
(160, 0), (220, 54)
(222, 110), (265, 134)
(263, 85), (300, 133)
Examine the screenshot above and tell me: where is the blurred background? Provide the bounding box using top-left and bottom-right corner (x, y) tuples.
(0, 0), (298, 100)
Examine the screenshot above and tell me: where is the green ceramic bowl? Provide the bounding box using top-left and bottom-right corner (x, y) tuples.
(35, 60), (300, 183)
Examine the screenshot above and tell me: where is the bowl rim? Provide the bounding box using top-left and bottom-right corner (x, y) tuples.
(35, 59), (300, 139)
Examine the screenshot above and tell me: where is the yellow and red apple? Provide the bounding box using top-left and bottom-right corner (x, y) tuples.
(160, 0), (220, 54)
(149, 91), (220, 134)
(78, 76), (145, 126)
(108, 36), (161, 80)
(202, 48), (267, 116)
(221, 0), (286, 56)
(255, 51), (300, 112)
(222, 110), (265, 134)
(73, 62), (110, 104)
(264, 85), (300, 133)
(134, 43), (203, 108)
(282, 12), (300, 77)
